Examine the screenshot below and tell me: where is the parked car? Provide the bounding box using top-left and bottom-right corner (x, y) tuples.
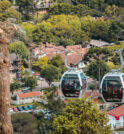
(12, 107), (18, 112)
(17, 106), (23, 111)
(51, 83), (59, 88)
(27, 105), (33, 110)
(22, 87), (30, 93)
(107, 106), (114, 111)
(41, 109), (51, 120)
(20, 82), (25, 87)
(22, 106), (29, 111)
(38, 76), (43, 81)
(9, 108), (14, 113)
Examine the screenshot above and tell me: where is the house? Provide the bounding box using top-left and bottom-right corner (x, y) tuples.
(31, 43), (65, 59)
(16, 91), (42, 104)
(47, 52), (85, 70)
(90, 39), (110, 48)
(10, 53), (22, 82)
(66, 45), (88, 55)
(107, 104), (124, 130)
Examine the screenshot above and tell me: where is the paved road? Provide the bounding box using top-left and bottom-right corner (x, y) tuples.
(32, 80), (49, 91)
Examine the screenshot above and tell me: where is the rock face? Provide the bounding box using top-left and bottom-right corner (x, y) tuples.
(0, 20), (17, 134)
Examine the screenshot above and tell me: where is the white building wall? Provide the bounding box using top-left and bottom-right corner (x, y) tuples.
(108, 115), (124, 130)
(37, 53), (46, 59)
(17, 96), (41, 104)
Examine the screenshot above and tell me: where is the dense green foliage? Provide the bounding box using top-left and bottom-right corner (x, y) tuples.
(86, 60), (110, 81)
(52, 97), (111, 134)
(72, 0), (124, 9)
(0, 1), (22, 22)
(40, 64), (61, 85)
(5, 8), (22, 23)
(36, 87), (65, 134)
(83, 47), (113, 63)
(9, 41), (29, 59)
(10, 79), (21, 94)
(22, 14), (124, 45)
(42, 87), (65, 114)
(32, 24), (54, 44)
(49, 3), (103, 17)
(32, 56), (49, 71)
(16, 0), (37, 20)
(49, 54), (66, 73)
(12, 113), (38, 134)
(23, 75), (37, 89)
(1, 0), (123, 133)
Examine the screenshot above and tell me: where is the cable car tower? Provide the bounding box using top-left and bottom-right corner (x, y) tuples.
(60, 49), (87, 99)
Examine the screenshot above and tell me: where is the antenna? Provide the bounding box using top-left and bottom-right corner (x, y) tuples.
(64, 49), (76, 70)
(111, 49), (124, 72)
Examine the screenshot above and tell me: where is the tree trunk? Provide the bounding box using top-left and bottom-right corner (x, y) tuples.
(0, 20), (17, 134)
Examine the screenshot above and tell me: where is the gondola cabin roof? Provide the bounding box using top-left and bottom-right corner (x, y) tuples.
(103, 72), (124, 77)
(63, 70), (83, 75)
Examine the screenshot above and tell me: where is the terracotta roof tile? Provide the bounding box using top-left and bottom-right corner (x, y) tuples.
(66, 45), (88, 55)
(107, 104), (124, 117)
(66, 45), (82, 50)
(18, 91), (41, 99)
(47, 52), (82, 66)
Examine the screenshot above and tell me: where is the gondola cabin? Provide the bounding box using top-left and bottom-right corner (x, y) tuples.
(100, 72), (124, 103)
(60, 70), (87, 98)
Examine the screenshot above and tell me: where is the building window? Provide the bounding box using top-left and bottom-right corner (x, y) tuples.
(116, 117), (120, 120)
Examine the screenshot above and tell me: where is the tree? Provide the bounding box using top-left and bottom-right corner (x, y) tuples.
(9, 41), (29, 59)
(0, 20), (17, 134)
(32, 56), (48, 72)
(12, 113), (38, 134)
(72, 30), (90, 44)
(43, 87), (65, 114)
(0, 1), (22, 23)
(83, 47), (112, 63)
(39, 56), (48, 69)
(54, 36), (75, 47)
(49, 54), (66, 73)
(10, 79), (21, 94)
(86, 60), (110, 82)
(40, 65), (61, 86)
(105, 5), (120, 18)
(0, 1), (12, 21)
(21, 22), (36, 39)
(5, 8), (22, 23)
(0, 1), (11, 12)
(21, 64), (25, 75)
(90, 20), (109, 41)
(36, 87), (65, 134)
(23, 76), (37, 89)
(48, 3), (103, 16)
(52, 98), (111, 134)
(107, 19), (124, 42)
(16, 0), (37, 20)
(32, 24), (54, 44)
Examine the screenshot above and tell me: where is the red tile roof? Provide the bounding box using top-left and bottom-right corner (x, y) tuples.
(47, 52), (83, 66)
(66, 45), (82, 50)
(18, 91), (41, 99)
(107, 104), (124, 117)
(66, 45), (88, 55)
(67, 54), (82, 65)
(32, 43), (65, 55)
